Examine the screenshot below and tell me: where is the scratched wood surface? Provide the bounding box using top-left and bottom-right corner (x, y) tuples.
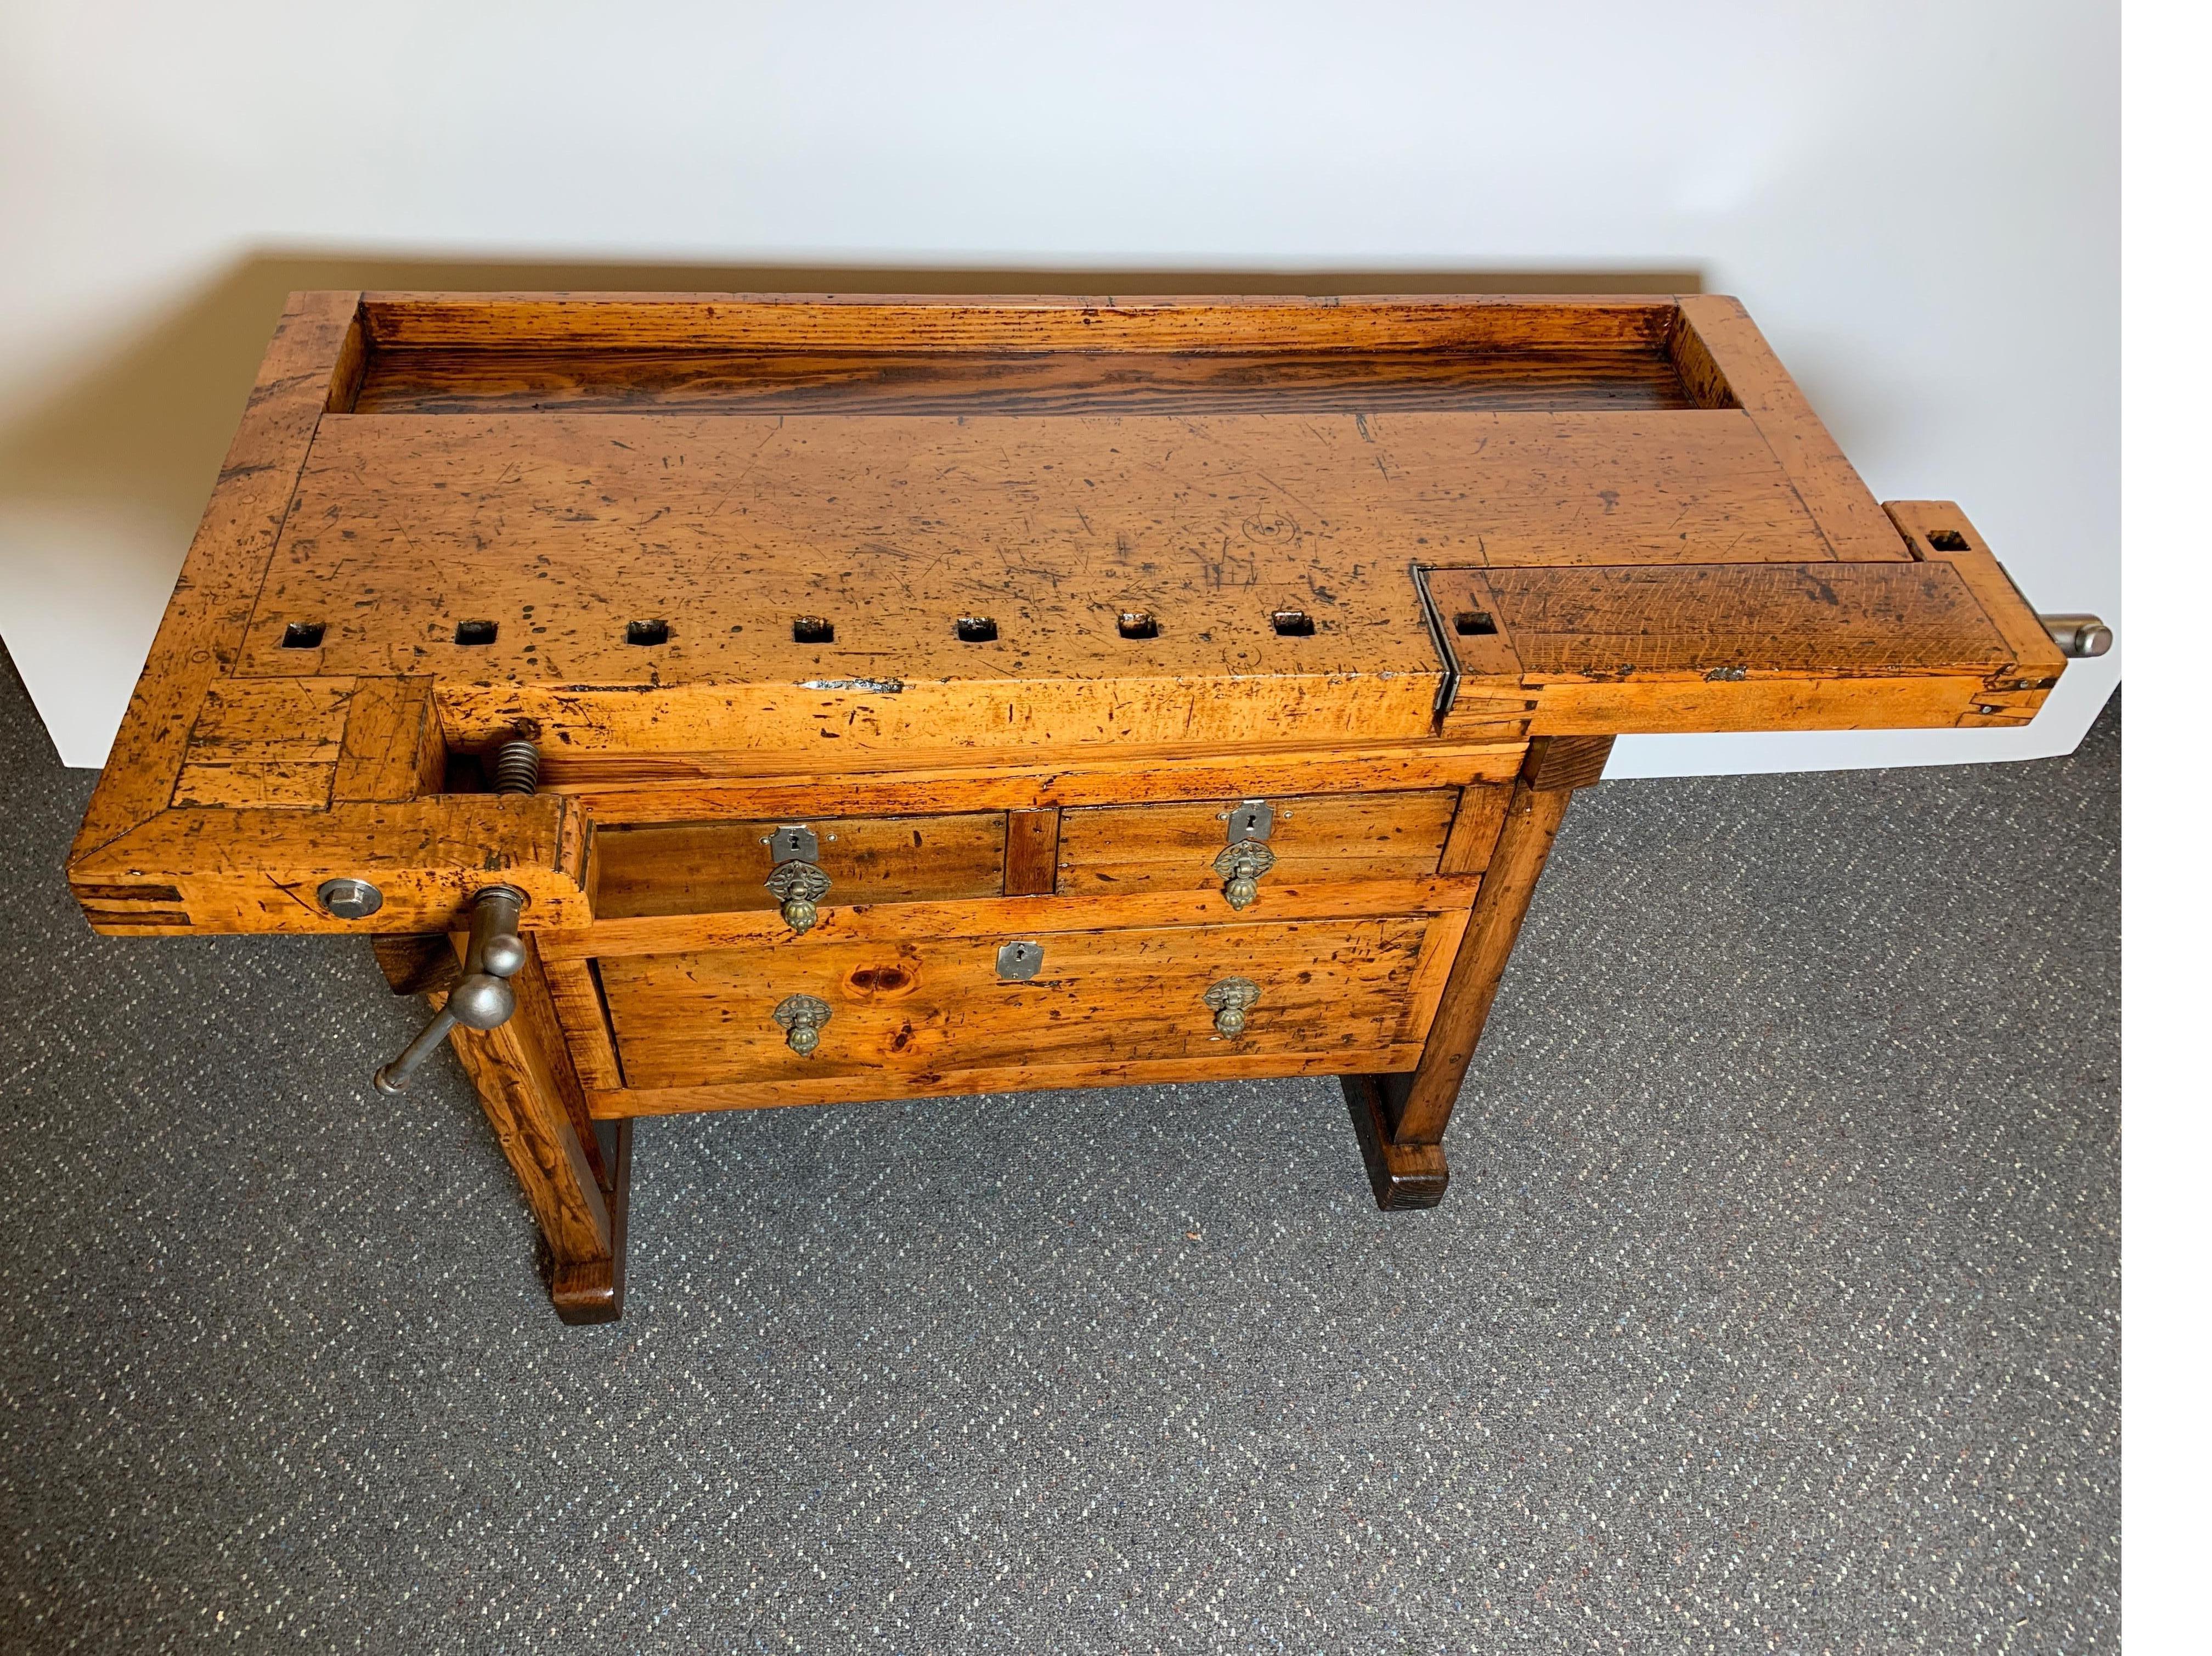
(588, 1044), (1432, 1119)
(540, 956), (626, 1094)
(1057, 790), (1459, 893)
(68, 793), (591, 934)
(358, 292), (1683, 353)
(170, 678), (355, 809)
(356, 346), (1697, 416)
(537, 874), (1483, 961)
(72, 294), (2069, 948)
(1882, 501), (2069, 727)
(592, 812), (1008, 920)
(65, 290), (2085, 1320)
(544, 735), (1530, 824)
(1425, 555), (2042, 739)
(1668, 297), (1905, 563)
(71, 291), (362, 859)
(1443, 563), (2013, 676)
(240, 408), (1834, 685)
(596, 912), (1456, 1092)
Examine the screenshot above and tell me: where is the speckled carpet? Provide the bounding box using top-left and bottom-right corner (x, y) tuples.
(0, 647), (2118, 1654)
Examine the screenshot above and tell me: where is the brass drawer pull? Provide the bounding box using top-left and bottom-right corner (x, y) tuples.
(1203, 976), (1261, 1038)
(772, 993), (833, 1055)
(1214, 798), (1276, 909)
(1214, 840), (1276, 909)
(763, 824), (830, 933)
(764, 860), (830, 932)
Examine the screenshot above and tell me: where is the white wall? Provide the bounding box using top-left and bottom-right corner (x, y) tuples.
(0, 1), (2118, 774)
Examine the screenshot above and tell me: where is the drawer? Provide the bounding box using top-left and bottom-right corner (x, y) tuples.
(591, 813), (1006, 920)
(595, 912), (1466, 1092)
(1056, 789), (1459, 895)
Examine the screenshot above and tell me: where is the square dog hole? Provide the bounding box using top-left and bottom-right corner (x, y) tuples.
(793, 616), (834, 644)
(1453, 610), (1498, 637)
(956, 616), (998, 643)
(1116, 611), (1159, 640)
(1269, 609), (1315, 637)
(625, 619), (669, 646)
(1926, 528), (1970, 552)
(453, 619), (498, 646)
(280, 621), (325, 649)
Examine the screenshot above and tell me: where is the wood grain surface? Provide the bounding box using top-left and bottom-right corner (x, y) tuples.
(588, 1044), (1431, 1119)
(537, 875), (1484, 962)
(356, 346), (1698, 416)
(597, 912), (1459, 1091)
(1003, 808), (1062, 896)
(76, 294), (2069, 942)
(66, 289), (2086, 1317)
(358, 292), (1681, 354)
(592, 812), (1008, 920)
(69, 794), (591, 935)
(1882, 500), (2069, 727)
(242, 408), (1833, 683)
(1669, 296), (1910, 563)
(1427, 559), (2046, 737)
(1384, 775), (1575, 1146)
(441, 941), (612, 1264)
(1057, 790), (1458, 893)
(541, 735), (1530, 823)
(71, 291), (363, 857)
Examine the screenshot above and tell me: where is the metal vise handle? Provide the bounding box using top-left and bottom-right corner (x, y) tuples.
(373, 886), (529, 1094)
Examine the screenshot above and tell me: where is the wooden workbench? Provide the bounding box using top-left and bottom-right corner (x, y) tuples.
(68, 292), (2081, 1321)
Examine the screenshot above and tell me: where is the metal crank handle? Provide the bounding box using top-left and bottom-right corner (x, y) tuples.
(373, 885), (529, 1095)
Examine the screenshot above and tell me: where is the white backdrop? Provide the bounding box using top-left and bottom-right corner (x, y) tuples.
(0, 1), (2118, 774)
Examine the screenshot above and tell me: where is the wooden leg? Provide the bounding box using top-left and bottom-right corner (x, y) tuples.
(441, 940), (624, 1322)
(552, 1120), (631, 1325)
(1343, 1074), (1449, 1208)
(1345, 737), (1611, 1209)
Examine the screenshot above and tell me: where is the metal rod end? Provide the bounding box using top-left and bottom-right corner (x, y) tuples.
(2039, 614), (2113, 659)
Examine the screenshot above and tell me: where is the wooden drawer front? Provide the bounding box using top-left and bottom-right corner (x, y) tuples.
(591, 813), (1006, 920)
(1056, 790), (1458, 895)
(596, 913), (1460, 1091)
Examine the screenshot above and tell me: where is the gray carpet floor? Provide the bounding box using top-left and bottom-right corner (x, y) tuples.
(0, 645), (2118, 1654)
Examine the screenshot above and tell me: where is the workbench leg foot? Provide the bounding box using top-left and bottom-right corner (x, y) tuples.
(1342, 1074), (1449, 1210)
(552, 1119), (631, 1325)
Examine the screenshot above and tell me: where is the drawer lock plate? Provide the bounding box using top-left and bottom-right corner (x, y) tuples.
(1224, 801), (1274, 842)
(996, 940), (1045, 981)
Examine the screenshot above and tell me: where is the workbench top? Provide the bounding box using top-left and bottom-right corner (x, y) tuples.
(68, 292), (2068, 939)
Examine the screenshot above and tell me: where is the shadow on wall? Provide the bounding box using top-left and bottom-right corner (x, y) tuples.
(0, 251), (1706, 545)
(0, 252), (1702, 765)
